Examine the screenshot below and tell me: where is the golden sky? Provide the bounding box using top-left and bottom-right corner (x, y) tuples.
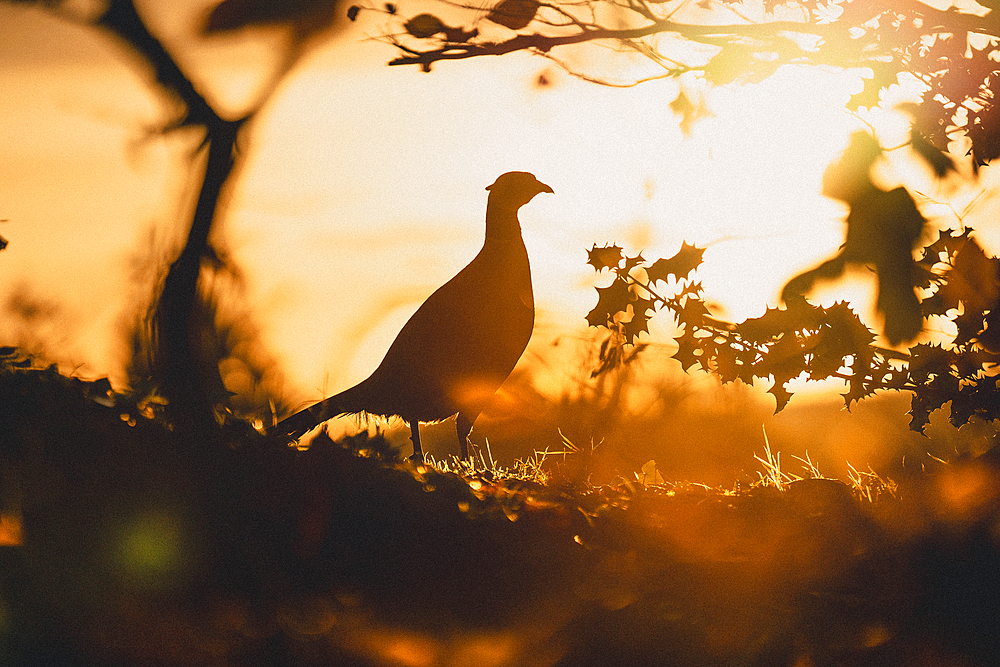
(2, 0), (999, 414)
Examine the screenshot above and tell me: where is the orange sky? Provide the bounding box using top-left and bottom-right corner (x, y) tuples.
(3, 0), (1000, 427)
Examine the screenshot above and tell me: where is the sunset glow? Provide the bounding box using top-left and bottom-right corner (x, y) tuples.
(7, 6), (1000, 667)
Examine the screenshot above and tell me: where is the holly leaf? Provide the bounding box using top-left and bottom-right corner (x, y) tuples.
(954, 309), (985, 348)
(979, 308), (1000, 353)
(842, 359), (879, 409)
(586, 278), (631, 328)
(954, 347), (999, 379)
(676, 294), (711, 329)
(711, 342), (740, 383)
(678, 280), (704, 298)
(968, 99), (1000, 169)
(921, 289), (957, 318)
(948, 238), (1000, 315)
(809, 332), (850, 381)
(757, 332), (806, 378)
(918, 228), (971, 268)
(768, 380), (794, 413)
(624, 253), (646, 271)
(672, 328), (701, 371)
(907, 343), (955, 384)
(587, 244), (624, 271)
(623, 296), (656, 343)
(909, 392), (939, 433)
(925, 236), (1000, 321)
(646, 242), (705, 284)
(955, 375), (1000, 426)
(737, 295), (823, 343)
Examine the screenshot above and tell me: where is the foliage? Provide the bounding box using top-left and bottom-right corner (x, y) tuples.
(584, 229), (1000, 433)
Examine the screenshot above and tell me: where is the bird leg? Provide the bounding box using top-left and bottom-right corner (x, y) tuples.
(457, 413), (472, 460)
(408, 420), (424, 463)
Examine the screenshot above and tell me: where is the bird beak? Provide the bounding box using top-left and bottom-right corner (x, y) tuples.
(538, 182), (554, 194)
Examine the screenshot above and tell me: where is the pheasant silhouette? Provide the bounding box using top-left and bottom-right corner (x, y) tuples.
(270, 171), (553, 460)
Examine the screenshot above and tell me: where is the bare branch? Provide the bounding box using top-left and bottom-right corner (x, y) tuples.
(388, 18), (837, 69)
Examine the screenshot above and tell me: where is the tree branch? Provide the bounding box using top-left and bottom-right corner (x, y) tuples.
(80, 0), (246, 426)
(388, 19), (837, 68)
(385, 0), (1000, 75)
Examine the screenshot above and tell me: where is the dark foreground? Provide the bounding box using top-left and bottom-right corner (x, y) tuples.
(2, 362), (999, 667)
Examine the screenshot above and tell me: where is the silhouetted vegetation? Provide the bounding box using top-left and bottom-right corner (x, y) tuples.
(584, 224), (1000, 434)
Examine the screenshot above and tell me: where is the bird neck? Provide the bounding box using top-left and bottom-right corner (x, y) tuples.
(484, 199), (524, 242)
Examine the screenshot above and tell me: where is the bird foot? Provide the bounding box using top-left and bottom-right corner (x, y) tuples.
(407, 452), (425, 464)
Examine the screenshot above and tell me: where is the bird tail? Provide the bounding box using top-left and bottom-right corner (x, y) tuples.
(268, 383), (367, 444)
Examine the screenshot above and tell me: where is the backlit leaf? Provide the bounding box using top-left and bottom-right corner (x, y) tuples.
(586, 278), (631, 328)
(404, 13), (446, 38)
(646, 242), (704, 284)
(587, 244), (624, 271)
(672, 328), (701, 372)
(486, 0), (540, 30)
(768, 380), (793, 413)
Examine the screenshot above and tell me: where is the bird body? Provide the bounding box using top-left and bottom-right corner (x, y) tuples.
(271, 171), (552, 459)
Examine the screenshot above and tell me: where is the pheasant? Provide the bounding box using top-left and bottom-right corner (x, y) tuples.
(270, 171), (552, 460)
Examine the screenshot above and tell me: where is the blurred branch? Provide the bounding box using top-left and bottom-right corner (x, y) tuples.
(96, 0), (219, 128)
(96, 1), (249, 427)
(17, 0), (250, 427)
(8, 0), (350, 427)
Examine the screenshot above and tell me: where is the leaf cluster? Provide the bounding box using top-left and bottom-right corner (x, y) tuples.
(585, 241), (705, 346)
(586, 231), (1000, 433)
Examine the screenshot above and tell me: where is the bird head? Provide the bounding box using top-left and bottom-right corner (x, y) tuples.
(486, 171), (554, 210)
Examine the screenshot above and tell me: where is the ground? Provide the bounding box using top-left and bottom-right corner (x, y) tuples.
(2, 359), (999, 667)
